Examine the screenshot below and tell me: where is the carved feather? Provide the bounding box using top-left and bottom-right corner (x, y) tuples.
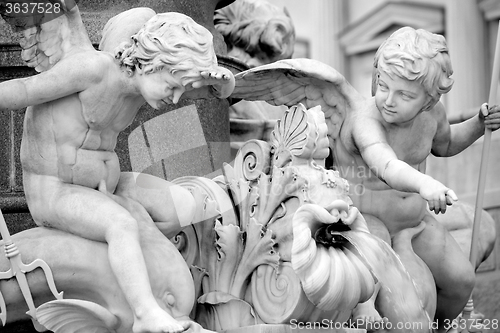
(0, 0), (94, 72)
(233, 58), (365, 141)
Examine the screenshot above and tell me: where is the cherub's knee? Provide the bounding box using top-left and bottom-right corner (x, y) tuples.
(447, 263), (475, 301)
(106, 214), (140, 240)
(460, 264), (475, 296)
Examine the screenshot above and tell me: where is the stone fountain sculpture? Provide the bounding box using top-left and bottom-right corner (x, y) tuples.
(0, 3), (496, 333)
(1, 100), (440, 332)
(0, 2), (234, 332)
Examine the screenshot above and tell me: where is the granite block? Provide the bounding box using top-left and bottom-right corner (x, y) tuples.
(0, 111), (10, 192)
(12, 109), (25, 191)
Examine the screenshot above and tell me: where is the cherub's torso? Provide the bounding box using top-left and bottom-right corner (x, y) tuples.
(20, 52), (145, 192)
(333, 97), (438, 233)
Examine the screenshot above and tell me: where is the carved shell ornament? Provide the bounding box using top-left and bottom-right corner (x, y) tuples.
(291, 203), (377, 311)
(271, 104), (330, 167)
(268, 104), (373, 312)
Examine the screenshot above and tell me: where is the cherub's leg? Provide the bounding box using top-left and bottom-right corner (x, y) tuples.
(411, 216), (475, 331)
(29, 178), (190, 333)
(114, 172), (196, 238)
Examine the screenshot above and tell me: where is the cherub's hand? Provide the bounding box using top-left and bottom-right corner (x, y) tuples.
(191, 67), (235, 99)
(419, 177), (458, 214)
(479, 103), (500, 131)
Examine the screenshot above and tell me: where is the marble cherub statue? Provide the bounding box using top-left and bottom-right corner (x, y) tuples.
(0, 2), (234, 333)
(214, 0), (295, 68)
(231, 26), (500, 330)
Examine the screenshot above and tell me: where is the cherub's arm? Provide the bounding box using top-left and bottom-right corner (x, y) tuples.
(0, 52), (100, 111)
(354, 118), (426, 192)
(432, 101), (500, 157)
(353, 115), (457, 214)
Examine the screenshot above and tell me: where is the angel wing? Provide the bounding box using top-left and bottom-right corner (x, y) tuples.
(232, 58), (365, 140)
(0, 0), (94, 72)
(36, 299), (121, 333)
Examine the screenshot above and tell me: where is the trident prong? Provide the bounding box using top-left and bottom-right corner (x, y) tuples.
(0, 208), (63, 331)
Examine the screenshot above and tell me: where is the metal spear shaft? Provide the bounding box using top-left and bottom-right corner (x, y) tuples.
(469, 23), (500, 274)
(461, 20), (500, 333)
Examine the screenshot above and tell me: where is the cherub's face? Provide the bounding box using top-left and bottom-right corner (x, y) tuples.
(375, 71), (430, 125)
(137, 68), (189, 109)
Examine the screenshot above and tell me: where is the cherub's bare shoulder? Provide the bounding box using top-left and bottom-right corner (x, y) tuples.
(351, 98), (381, 128)
(56, 51), (116, 83)
(341, 98), (386, 153)
(428, 101), (448, 123)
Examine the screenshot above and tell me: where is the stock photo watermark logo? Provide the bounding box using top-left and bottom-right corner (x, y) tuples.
(0, 0), (77, 31)
(289, 317), (500, 331)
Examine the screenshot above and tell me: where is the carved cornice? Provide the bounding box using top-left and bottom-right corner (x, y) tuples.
(339, 1), (444, 55)
(478, 0), (500, 20)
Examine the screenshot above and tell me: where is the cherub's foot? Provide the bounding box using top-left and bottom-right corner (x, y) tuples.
(132, 308), (191, 333)
(470, 310), (485, 321)
(352, 301), (386, 331)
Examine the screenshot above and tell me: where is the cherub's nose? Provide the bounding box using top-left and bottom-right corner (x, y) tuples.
(385, 92), (396, 106)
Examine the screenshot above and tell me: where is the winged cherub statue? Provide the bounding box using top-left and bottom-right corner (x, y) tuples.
(231, 26), (500, 331)
(0, 1), (234, 332)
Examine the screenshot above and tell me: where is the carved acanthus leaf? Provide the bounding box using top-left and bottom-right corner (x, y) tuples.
(230, 218), (280, 298)
(197, 292), (259, 331)
(213, 221), (244, 294)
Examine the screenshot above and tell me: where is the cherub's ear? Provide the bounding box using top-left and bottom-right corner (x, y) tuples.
(422, 95), (439, 112)
(371, 68), (379, 97)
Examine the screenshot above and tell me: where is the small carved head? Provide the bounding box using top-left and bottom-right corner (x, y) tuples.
(115, 12), (218, 86)
(372, 26), (454, 111)
(214, 0), (295, 68)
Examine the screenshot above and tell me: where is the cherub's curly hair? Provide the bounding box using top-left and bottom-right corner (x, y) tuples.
(372, 27), (454, 110)
(214, 0), (295, 61)
(115, 12), (217, 86)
